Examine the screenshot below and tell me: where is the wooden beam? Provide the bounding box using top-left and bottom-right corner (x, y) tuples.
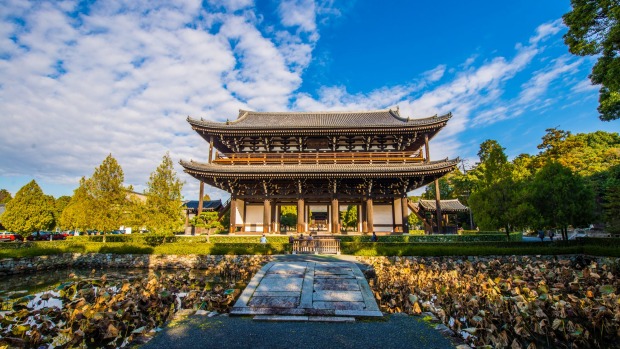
(401, 196), (409, 234)
(435, 179), (443, 234)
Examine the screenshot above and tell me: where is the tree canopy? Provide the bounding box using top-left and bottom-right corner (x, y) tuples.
(0, 189), (12, 204)
(87, 154), (127, 237)
(144, 153), (184, 234)
(563, 0), (620, 121)
(0, 180), (55, 234)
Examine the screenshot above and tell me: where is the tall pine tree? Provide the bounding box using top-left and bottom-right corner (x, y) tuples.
(88, 154), (127, 241)
(145, 153), (184, 234)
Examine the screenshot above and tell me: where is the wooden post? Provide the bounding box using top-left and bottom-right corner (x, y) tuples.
(366, 198), (374, 233)
(401, 196), (409, 234)
(271, 201), (277, 233)
(297, 198), (305, 233)
(424, 134), (430, 163)
(229, 197), (237, 234)
(263, 199), (271, 234)
(361, 200), (368, 233)
(331, 198), (339, 234)
(434, 179), (443, 234)
(208, 136), (214, 163)
(198, 181), (204, 216)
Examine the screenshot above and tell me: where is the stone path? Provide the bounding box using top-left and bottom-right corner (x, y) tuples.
(231, 261), (382, 318)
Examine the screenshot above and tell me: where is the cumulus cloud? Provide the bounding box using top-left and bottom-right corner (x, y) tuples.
(0, 0), (333, 199)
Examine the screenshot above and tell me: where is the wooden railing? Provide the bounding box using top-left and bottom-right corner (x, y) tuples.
(292, 238), (340, 254)
(214, 151), (424, 165)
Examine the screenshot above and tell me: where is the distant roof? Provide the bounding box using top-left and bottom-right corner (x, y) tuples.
(418, 199), (469, 212)
(183, 200), (222, 211)
(188, 109), (452, 130)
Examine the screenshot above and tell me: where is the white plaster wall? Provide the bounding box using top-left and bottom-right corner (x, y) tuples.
(235, 199), (244, 225)
(373, 204), (393, 231)
(245, 205), (264, 232)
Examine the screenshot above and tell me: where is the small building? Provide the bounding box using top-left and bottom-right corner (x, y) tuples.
(181, 108), (459, 234)
(411, 199), (469, 234)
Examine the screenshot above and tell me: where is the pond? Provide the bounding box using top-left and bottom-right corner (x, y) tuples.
(0, 256), (265, 348)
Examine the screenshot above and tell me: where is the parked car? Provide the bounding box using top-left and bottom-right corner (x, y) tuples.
(26, 231), (67, 241)
(0, 231), (23, 242)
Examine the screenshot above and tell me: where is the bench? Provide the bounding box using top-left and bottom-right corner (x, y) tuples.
(292, 238), (341, 255)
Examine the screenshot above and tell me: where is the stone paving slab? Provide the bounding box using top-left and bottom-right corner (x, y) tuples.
(255, 277), (303, 292)
(313, 290), (364, 302)
(314, 278), (360, 291)
(231, 261), (382, 318)
(247, 296), (299, 308)
(312, 301), (366, 310)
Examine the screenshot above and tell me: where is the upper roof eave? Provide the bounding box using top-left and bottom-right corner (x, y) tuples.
(186, 110), (452, 133)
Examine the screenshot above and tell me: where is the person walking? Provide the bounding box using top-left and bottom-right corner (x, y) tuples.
(260, 234), (267, 244)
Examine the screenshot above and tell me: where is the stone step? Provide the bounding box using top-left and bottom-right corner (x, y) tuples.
(253, 315), (355, 322)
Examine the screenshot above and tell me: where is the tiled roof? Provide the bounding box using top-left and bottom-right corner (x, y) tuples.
(188, 109), (452, 129)
(418, 199), (469, 212)
(183, 200), (222, 210)
(180, 159), (459, 178)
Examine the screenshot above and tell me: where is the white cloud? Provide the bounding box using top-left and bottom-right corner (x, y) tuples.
(278, 0), (317, 32)
(423, 64), (446, 83)
(571, 78), (598, 94)
(529, 19), (564, 45)
(0, 0), (333, 199)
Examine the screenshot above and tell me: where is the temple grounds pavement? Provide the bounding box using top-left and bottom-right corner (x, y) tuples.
(141, 255), (456, 349)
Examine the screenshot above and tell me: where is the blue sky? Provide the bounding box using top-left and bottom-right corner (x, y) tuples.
(0, 0), (617, 200)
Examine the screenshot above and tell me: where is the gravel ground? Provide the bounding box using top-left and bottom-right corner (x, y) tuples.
(140, 314), (455, 349)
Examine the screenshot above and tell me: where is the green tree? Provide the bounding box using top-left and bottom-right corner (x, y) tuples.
(601, 165), (620, 233)
(340, 205), (358, 232)
(87, 154), (127, 242)
(60, 177), (94, 232)
(191, 211), (222, 241)
(468, 140), (525, 236)
(0, 189), (12, 204)
(144, 153), (184, 235)
(53, 196), (71, 229)
(0, 180), (55, 234)
(563, 0), (620, 121)
(529, 162), (594, 240)
(279, 205), (297, 231)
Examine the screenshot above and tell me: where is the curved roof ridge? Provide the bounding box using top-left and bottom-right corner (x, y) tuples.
(238, 108), (393, 115)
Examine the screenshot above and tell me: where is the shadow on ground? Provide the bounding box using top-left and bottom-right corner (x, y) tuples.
(140, 314), (455, 349)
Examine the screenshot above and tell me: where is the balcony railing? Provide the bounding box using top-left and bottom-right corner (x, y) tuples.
(213, 151), (424, 165)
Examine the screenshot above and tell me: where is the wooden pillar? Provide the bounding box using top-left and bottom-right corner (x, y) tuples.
(198, 181), (205, 216)
(208, 136), (214, 163)
(331, 198), (339, 234)
(229, 197), (237, 234)
(401, 196), (409, 234)
(263, 199), (271, 234)
(271, 200), (277, 233)
(361, 200), (368, 233)
(435, 179), (443, 234)
(366, 198), (374, 233)
(297, 198), (305, 233)
(424, 134), (430, 163)
(357, 204), (363, 232)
